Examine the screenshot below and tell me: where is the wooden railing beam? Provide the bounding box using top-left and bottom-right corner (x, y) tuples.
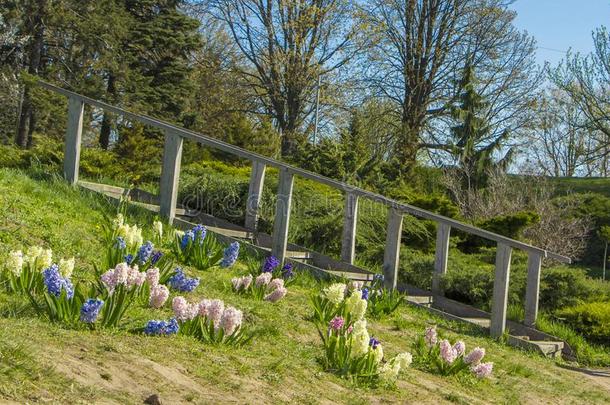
(432, 223), (451, 294)
(63, 97), (84, 185)
(340, 191), (359, 264)
(383, 208), (403, 290)
(159, 130), (183, 223)
(271, 168), (294, 264)
(524, 252), (543, 327)
(490, 243), (512, 338)
(244, 161), (266, 231)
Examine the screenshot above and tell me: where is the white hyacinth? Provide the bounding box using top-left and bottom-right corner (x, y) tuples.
(59, 257), (75, 278)
(153, 220), (163, 240)
(6, 250), (24, 276)
(323, 283), (346, 305)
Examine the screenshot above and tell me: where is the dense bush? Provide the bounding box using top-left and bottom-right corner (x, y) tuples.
(557, 302), (610, 345)
(458, 211), (540, 252)
(539, 267), (610, 310)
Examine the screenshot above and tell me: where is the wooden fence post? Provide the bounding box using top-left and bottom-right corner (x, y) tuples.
(159, 129), (183, 223)
(271, 168), (294, 264)
(341, 191), (359, 264)
(523, 251), (543, 327)
(490, 243), (512, 338)
(432, 223), (451, 294)
(383, 208), (403, 290)
(63, 97), (84, 185)
(244, 160), (266, 230)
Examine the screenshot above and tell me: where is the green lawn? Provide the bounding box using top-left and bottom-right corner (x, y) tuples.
(551, 176), (610, 197)
(0, 168), (608, 404)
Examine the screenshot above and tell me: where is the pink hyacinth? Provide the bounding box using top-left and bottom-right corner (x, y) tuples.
(264, 286), (287, 302)
(146, 267), (160, 287)
(114, 263), (130, 284)
(255, 272), (272, 287)
(172, 296), (192, 321)
(231, 277), (242, 291)
(149, 284), (169, 308)
(346, 325), (353, 334)
(424, 326), (438, 347)
(472, 362), (493, 378)
(242, 274), (253, 290)
(268, 278), (284, 291)
(198, 299), (210, 317)
(329, 316), (345, 332)
(208, 299), (225, 327)
(220, 306), (243, 336)
(439, 339), (457, 364)
(464, 347), (486, 365)
(101, 269), (117, 291)
(453, 340), (466, 357)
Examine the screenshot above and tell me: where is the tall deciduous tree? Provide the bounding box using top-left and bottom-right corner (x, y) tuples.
(214, 0), (358, 156)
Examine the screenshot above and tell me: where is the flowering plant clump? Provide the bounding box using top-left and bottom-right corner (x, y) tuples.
(319, 315), (412, 384)
(80, 298), (104, 324)
(365, 274), (405, 319)
(413, 326), (493, 379)
(103, 213), (144, 268)
(36, 264), (85, 324)
(171, 296), (252, 346)
(231, 273), (288, 302)
(172, 225), (240, 271)
(147, 268), (170, 309)
(167, 268), (200, 293)
(255, 256), (298, 286)
(98, 262), (149, 328)
(311, 282), (368, 326)
(3, 247), (70, 295)
(144, 318), (179, 336)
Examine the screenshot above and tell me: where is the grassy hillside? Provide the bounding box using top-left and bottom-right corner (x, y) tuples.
(550, 176), (610, 197)
(0, 168), (609, 404)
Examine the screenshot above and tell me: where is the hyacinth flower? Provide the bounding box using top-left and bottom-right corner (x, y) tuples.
(80, 299), (104, 324)
(171, 296), (252, 346)
(98, 262), (149, 328)
(262, 256), (280, 273)
(102, 212), (146, 269)
(220, 242), (240, 268)
(167, 268), (200, 293)
(144, 318), (179, 336)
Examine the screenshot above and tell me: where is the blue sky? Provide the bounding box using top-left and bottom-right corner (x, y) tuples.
(511, 0), (610, 66)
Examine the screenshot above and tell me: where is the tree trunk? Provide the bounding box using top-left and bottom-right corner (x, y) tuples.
(99, 74), (117, 149)
(15, 0), (47, 148)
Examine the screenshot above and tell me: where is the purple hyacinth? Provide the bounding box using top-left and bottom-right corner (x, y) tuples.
(80, 298), (104, 323)
(124, 254), (134, 264)
(137, 241), (154, 264)
(329, 316), (345, 331)
(42, 264), (74, 299)
(263, 256), (280, 273)
(281, 263), (294, 279)
(369, 337), (380, 349)
(144, 318), (179, 336)
(220, 242), (240, 268)
(361, 287), (369, 300)
(167, 268), (200, 292)
(150, 250), (163, 265)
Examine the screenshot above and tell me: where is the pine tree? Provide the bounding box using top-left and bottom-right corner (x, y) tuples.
(450, 64), (513, 190)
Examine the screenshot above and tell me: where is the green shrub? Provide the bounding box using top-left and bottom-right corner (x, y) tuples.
(539, 267), (610, 310)
(557, 302), (610, 345)
(458, 211), (540, 252)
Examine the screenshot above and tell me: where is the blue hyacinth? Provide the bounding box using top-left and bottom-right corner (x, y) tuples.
(220, 242), (240, 268)
(369, 337), (380, 349)
(150, 250), (163, 265)
(80, 298), (104, 323)
(144, 318), (179, 336)
(137, 241), (154, 264)
(167, 268), (200, 292)
(374, 274), (384, 283)
(262, 255), (280, 273)
(281, 263), (294, 279)
(115, 236), (126, 250)
(124, 253), (134, 264)
(361, 287), (369, 300)
(43, 264), (74, 299)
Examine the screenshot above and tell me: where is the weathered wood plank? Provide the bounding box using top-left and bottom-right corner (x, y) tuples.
(432, 223), (451, 294)
(244, 160), (266, 231)
(383, 208), (403, 290)
(271, 168), (294, 264)
(523, 251), (543, 327)
(490, 243), (512, 338)
(159, 130), (183, 222)
(340, 191), (359, 264)
(63, 97), (84, 185)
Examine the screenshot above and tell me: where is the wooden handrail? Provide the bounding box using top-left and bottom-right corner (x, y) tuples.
(37, 80), (571, 264)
